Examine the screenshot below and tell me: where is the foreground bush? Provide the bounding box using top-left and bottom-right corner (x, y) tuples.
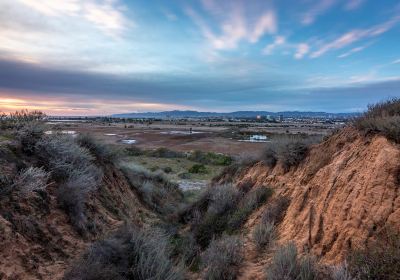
(36, 135), (102, 233)
(261, 136), (320, 172)
(261, 196), (290, 225)
(253, 196), (290, 251)
(12, 167), (50, 194)
(64, 226), (184, 280)
(227, 186), (273, 232)
(202, 235), (243, 280)
(77, 134), (118, 163)
(347, 229), (400, 280)
(17, 122), (45, 154)
(354, 98), (400, 143)
(120, 163), (183, 215)
(265, 243), (317, 280)
(253, 221), (275, 251)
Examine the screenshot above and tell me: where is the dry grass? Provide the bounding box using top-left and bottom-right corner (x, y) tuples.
(202, 235), (243, 280)
(354, 98), (400, 143)
(64, 226), (184, 280)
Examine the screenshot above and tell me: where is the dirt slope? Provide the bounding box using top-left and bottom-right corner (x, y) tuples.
(232, 127), (400, 265)
(0, 160), (155, 280)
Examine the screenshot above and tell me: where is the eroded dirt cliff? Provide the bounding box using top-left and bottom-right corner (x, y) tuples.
(231, 127), (400, 266)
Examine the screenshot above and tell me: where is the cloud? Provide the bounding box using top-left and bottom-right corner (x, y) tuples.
(301, 0), (336, 25)
(15, 0), (130, 36)
(310, 16), (400, 58)
(249, 11), (277, 43)
(294, 43), (310, 59)
(337, 44), (369, 58)
(344, 0), (365, 11)
(391, 59), (400, 64)
(262, 36), (285, 55)
(186, 3), (277, 50)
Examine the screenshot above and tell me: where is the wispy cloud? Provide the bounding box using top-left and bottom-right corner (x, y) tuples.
(391, 58), (400, 64)
(301, 0), (336, 25)
(262, 36), (285, 55)
(344, 0), (365, 11)
(294, 43), (310, 59)
(337, 43), (370, 58)
(186, 2), (277, 50)
(310, 16), (400, 58)
(249, 11), (277, 43)
(16, 0), (130, 36)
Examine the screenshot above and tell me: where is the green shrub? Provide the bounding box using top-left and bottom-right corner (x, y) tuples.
(64, 226), (184, 280)
(189, 150), (232, 166)
(147, 147), (184, 158)
(124, 146), (144, 156)
(163, 166), (173, 173)
(265, 243), (317, 280)
(202, 235), (243, 280)
(188, 164), (208, 174)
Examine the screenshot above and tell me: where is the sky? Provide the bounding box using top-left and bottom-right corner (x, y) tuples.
(0, 0), (400, 116)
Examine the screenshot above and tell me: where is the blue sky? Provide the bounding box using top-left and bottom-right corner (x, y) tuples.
(0, 0), (399, 115)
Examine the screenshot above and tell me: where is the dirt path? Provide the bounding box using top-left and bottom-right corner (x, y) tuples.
(237, 206), (273, 280)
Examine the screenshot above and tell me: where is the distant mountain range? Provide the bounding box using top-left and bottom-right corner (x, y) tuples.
(112, 110), (360, 119)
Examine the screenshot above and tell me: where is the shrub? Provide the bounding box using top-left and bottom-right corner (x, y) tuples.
(278, 141), (310, 172)
(202, 235), (243, 280)
(207, 184), (241, 215)
(12, 167), (50, 194)
(119, 163), (183, 215)
(64, 226), (184, 280)
(265, 243), (317, 280)
(188, 164), (208, 174)
(147, 147), (184, 158)
(191, 185), (241, 248)
(170, 232), (200, 267)
(331, 262), (354, 280)
(57, 173), (99, 233)
(77, 134), (118, 163)
(124, 145), (144, 156)
(36, 135), (102, 233)
(253, 221), (275, 251)
(163, 166), (173, 173)
(227, 187), (273, 232)
(261, 196), (290, 225)
(354, 98), (400, 143)
(262, 147), (277, 168)
(189, 150), (233, 166)
(35, 135), (101, 182)
(1, 110), (46, 129)
(347, 228), (400, 280)
(17, 122), (45, 154)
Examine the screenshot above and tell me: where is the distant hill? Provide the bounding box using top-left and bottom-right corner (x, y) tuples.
(112, 110), (359, 119)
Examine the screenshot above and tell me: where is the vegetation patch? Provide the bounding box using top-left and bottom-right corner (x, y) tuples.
(201, 235), (243, 280)
(354, 98), (400, 143)
(265, 243), (317, 280)
(64, 226), (184, 280)
(347, 228), (400, 280)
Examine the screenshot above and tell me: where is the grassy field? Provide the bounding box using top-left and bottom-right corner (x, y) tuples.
(123, 155), (225, 182)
